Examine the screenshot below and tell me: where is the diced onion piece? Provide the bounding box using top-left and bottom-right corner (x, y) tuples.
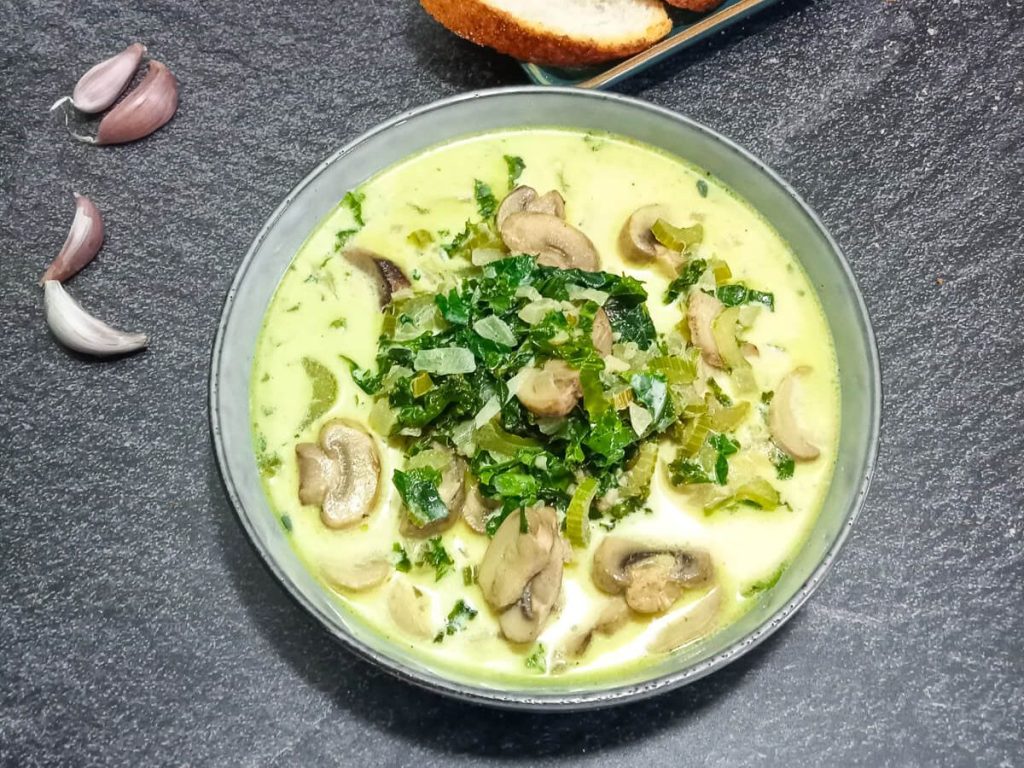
(472, 315), (517, 347)
(565, 477), (599, 548)
(518, 298), (563, 325)
(652, 219), (704, 252)
(368, 399), (396, 435)
(413, 346), (476, 375)
(567, 285), (609, 306)
(514, 285), (542, 302)
(471, 247), (505, 266)
(474, 395), (501, 428)
(410, 372), (434, 397)
(621, 442), (659, 498)
(450, 419), (477, 457)
(504, 362), (534, 401)
(629, 402), (653, 437)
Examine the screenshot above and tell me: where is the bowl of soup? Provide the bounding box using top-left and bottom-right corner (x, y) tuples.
(210, 87), (880, 709)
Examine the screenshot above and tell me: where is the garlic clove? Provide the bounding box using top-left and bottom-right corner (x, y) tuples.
(51, 43), (147, 115)
(40, 193), (104, 285)
(43, 281), (147, 357)
(86, 60), (178, 146)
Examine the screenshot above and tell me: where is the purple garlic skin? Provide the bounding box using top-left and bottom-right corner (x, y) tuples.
(93, 59), (179, 146)
(40, 193), (104, 285)
(71, 42), (147, 114)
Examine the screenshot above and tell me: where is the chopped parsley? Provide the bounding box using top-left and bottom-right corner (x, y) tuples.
(524, 644), (547, 673)
(433, 599), (478, 642)
(772, 449), (796, 480)
(697, 179), (709, 198)
(416, 536), (455, 581)
(474, 179), (497, 219)
(392, 542), (412, 573)
(504, 154), (526, 189)
(341, 189), (366, 227)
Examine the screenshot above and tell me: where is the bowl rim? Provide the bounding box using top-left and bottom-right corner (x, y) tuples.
(209, 85), (882, 711)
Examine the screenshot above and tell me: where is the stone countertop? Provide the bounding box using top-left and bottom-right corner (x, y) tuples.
(1, 0), (1021, 765)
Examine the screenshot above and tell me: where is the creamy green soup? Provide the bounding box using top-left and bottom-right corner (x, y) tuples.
(250, 128), (839, 684)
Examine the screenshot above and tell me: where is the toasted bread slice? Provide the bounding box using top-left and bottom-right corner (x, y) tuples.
(664, 0), (726, 12)
(420, 0), (672, 67)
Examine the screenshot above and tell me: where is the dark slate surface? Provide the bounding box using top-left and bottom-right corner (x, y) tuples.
(1, 0), (1022, 765)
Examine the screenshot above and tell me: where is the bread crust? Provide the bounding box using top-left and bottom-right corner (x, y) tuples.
(663, 0), (726, 12)
(420, 0), (672, 67)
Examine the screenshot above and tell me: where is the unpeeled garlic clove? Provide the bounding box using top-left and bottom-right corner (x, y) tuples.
(40, 193), (104, 285)
(72, 60), (179, 146)
(44, 281), (148, 357)
(51, 43), (147, 115)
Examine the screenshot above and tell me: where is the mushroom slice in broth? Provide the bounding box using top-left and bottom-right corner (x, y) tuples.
(295, 419), (381, 529)
(500, 212), (600, 272)
(479, 506), (567, 643)
(496, 186), (566, 229)
(591, 538), (714, 614)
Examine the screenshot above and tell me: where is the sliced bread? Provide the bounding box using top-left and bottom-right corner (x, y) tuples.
(419, 0), (672, 67)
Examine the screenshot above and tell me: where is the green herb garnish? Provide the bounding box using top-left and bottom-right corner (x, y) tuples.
(504, 155), (525, 189)
(434, 599), (478, 642)
(416, 536), (454, 581)
(474, 179), (497, 219)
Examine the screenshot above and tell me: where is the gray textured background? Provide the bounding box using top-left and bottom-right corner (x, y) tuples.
(2, 0), (1022, 765)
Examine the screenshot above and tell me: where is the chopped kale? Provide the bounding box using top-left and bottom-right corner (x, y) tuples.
(280, 514), (293, 532)
(340, 356), (383, 395)
(393, 468), (450, 528)
(716, 283), (775, 311)
(334, 228), (359, 251)
(697, 179), (709, 198)
(664, 259), (708, 303)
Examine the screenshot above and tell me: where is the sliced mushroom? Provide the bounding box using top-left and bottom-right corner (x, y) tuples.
(296, 419), (381, 529)
(619, 204), (682, 274)
(462, 480), (498, 534)
(648, 586), (722, 653)
(687, 290), (725, 368)
(478, 506), (565, 643)
(321, 556), (390, 592)
(515, 359), (582, 418)
(343, 247), (410, 308)
(500, 212), (600, 272)
(769, 367), (820, 461)
(591, 538), (713, 614)
(496, 186), (566, 229)
(388, 578), (435, 639)
(500, 547), (563, 643)
(400, 451), (468, 538)
(561, 596), (631, 658)
(591, 308), (613, 357)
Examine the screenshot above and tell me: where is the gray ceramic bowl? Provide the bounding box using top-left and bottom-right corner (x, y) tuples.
(210, 87), (880, 710)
